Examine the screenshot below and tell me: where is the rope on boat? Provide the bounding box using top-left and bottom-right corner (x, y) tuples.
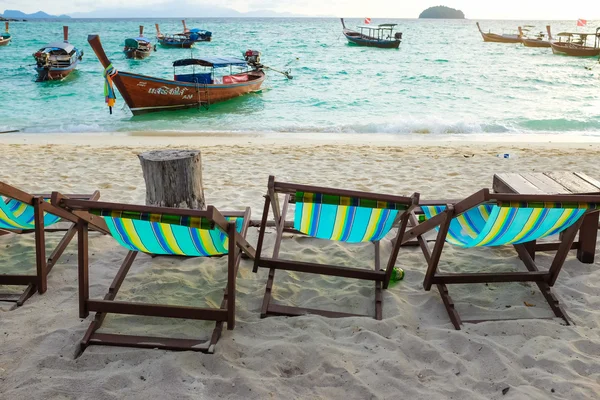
(103, 64), (118, 114)
(262, 65), (293, 79)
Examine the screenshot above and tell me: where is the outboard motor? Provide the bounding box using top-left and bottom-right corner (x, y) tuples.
(395, 32), (403, 40)
(244, 49), (262, 67)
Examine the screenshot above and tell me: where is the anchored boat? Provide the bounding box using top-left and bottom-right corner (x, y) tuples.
(180, 20), (212, 42)
(519, 26), (553, 48)
(550, 29), (600, 57)
(124, 26), (154, 60)
(88, 34), (266, 115)
(476, 22), (521, 43)
(340, 18), (402, 49)
(155, 23), (194, 48)
(33, 26), (83, 81)
(0, 22), (11, 46)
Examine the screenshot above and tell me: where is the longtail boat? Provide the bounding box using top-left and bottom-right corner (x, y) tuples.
(550, 28), (600, 57)
(180, 20), (212, 42)
(340, 18), (401, 49)
(33, 26), (83, 81)
(0, 22), (11, 46)
(88, 34), (266, 115)
(476, 22), (521, 43)
(519, 25), (553, 48)
(155, 23), (194, 48)
(124, 26), (154, 60)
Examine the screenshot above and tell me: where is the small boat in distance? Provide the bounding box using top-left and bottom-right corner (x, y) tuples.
(476, 22), (522, 43)
(87, 34), (266, 115)
(340, 18), (402, 49)
(550, 28), (600, 57)
(33, 26), (83, 81)
(155, 23), (194, 48)
(124, 26), (154, 60)
(180, 20), (212, 42)
(519, 26), (553, 48)
(0, 22), (11, 46)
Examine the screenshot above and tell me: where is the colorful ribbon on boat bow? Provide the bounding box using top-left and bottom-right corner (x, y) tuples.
(103, 64), (118, 114)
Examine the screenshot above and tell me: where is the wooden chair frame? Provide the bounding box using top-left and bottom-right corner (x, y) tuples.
(253, 176), (418, 320)
(55, 196), (256, 356)
(403, 189), (600, 329)
(0, 182), (105, 306)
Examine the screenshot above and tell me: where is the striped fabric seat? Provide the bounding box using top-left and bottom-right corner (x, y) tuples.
(0, 197), (61, 230)
(294, 191), (404, 243)
(421, 204), (587, 248)
(101, 213), (243, 257)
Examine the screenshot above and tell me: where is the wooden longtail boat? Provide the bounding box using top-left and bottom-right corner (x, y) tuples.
(33, 26), (83, 81)
(124, 26), (154, 60)
(476, 22), (521, 43)
(0, 22), (11, 46)
(88, 34), (266, 115)
(340, 18), (401, 49)
(519, 26), (553, 48)
(155, 23), (194, 48)
(180, 20), (212, 42)
(550, 28), (600, 57)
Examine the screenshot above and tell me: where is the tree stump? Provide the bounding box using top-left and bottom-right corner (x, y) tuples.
(138, 150), (205, 210)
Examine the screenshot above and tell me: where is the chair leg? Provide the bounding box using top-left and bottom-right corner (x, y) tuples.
(374, 241), (382, 320)
(423, 208), (453, 291)
(33, 198), (47, 294)
(437, 284), (462, 330)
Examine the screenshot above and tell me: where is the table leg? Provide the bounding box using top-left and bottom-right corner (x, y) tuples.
(577, 213), (599, 264)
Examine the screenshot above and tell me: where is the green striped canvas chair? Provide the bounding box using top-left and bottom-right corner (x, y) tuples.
(0, 182), (101, 306)
(54, 195), (255, 356)
(253, 176), (419, 320)
(404, 189), (600, 329)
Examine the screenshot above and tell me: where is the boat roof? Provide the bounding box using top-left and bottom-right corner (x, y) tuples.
(189, 28), (209, 33)
(556, 31), (598, 37)
(129, 37), (151, 43)
(40, 42), (75, 52)
(173, 57), (247, 68)
(358, 24), (397, 30)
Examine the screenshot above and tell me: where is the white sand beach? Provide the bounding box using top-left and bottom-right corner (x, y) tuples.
(1, 133), (600, 399)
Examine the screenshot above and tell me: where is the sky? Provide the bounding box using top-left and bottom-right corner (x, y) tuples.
(3, 0), (600, 19)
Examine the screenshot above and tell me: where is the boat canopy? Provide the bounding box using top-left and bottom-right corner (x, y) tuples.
(378, 23), (397, 28)
(189, 28), (210, 34)
(173, 57), (247, 68)
(40, 42), (75, 53)
(130, 37), (151, 43)
(358, 24), (397, 31)
(556, 31), (599, 37)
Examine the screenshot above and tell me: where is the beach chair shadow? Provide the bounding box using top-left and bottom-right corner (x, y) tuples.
(404, 188), (600, 329)
(53, 193), (255, 356)
(253, 175), (418, 320)
(0, 182), (104, 306)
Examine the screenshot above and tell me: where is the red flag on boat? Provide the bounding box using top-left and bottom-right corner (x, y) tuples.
(577, 18), (587, 27)
(364, 18), (371, 24)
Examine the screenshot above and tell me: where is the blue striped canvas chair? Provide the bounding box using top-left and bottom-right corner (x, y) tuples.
(0, 182), (101, 306)
(404, 188), (600, 329)
(54, 195), (255, 356)
(253, 176), (419, 320)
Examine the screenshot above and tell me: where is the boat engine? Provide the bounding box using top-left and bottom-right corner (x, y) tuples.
(244, 50), (261, 67)
(395, 32), (403, 40)
(33, 51), (49, 68)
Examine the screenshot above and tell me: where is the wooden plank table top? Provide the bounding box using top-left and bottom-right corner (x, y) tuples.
(493, 172), (600, 263)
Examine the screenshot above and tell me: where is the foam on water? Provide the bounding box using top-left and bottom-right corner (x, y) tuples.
(1, 18), (599, 136)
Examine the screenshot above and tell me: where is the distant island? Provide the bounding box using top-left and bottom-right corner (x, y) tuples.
(419, 6), (465, 19)
(1, 10), (71, 19)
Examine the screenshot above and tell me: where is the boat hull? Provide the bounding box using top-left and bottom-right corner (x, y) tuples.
(113, 70), (266, 115)
(124, 48), (152, 60)
(35, 60), (79, 81)
(0, 38), (9, 46)
(550, 42), (600, 57)
(521, 38), (551, 48)
(343, 32), (400, 49)
(158, 38), (194, 48)
(479, 32), (521, 43)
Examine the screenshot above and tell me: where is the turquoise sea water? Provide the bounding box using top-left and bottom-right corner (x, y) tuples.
(0, 18), (599, 136)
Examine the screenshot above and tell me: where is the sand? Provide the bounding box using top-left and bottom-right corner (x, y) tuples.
(1, 133), (600, 399)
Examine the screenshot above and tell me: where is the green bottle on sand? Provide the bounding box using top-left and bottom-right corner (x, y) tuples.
(390, 267), (405, 283)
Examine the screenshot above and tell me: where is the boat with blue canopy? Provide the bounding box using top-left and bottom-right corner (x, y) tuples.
(341, 18), (402, 49)
(181, 20), (212, 42)
(33, 26), (83, 81)
(155, 23), (194, 48)
(124, 26), (155, 59)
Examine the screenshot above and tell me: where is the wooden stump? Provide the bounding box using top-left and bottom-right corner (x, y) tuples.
(138, 150), (205, 209)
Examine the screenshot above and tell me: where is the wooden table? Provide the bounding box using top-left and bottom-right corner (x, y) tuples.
(493, 172), (600, 263)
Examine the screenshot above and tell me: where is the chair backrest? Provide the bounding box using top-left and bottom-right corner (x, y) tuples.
(0, 197), (61, 230)
(89, 207), (242, 257)
(422, 200), (598, 248)
(268, 176), (417, 244)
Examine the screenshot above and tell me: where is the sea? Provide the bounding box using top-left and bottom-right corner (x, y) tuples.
(1, 18), (600, 137)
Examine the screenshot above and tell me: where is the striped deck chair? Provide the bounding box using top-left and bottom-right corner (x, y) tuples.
(253, 176), (419, 320)
(404, 189), (600, 329)
(54, 195), (255, 356)
(0, 182), (102, 306)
